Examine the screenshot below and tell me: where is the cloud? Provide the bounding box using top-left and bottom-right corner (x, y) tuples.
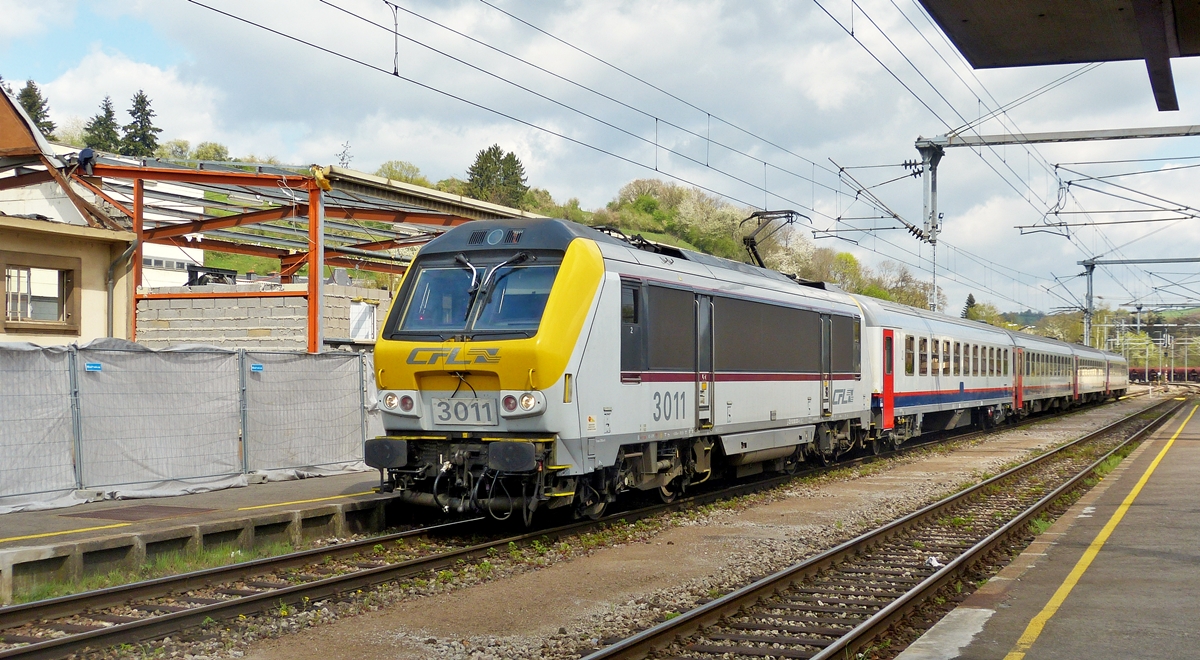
(43, 48), (223, 143)
(19, 0), (1200, 313)
(0, 1), (75, 41)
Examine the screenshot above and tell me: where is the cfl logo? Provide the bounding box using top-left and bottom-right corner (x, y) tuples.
(406, 347), (501, 365)
(832, 389), (854, 405)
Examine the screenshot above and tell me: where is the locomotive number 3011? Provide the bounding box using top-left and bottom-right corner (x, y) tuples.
(652, 391), (686, 422)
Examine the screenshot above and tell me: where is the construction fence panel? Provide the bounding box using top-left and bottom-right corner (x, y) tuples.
(244, 351), (364, 472)
(76, 345), (243, 489)
(0, 344), (77, 500)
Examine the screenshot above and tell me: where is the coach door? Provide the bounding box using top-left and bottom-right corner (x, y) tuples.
(820, 314), (833, 417)
(882, 329), (895, 429)
(1073, 355), (1080, 400)
(1014, 348), (1024, 409)
(695, 295), (714, 429)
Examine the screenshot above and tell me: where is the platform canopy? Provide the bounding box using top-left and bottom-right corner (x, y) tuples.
(917, 0), (1199, 111)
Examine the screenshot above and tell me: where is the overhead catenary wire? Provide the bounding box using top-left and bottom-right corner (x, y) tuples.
(183, 0), (786, 211)
(354, 0), (856, 201)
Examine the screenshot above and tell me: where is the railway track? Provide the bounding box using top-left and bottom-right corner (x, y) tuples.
(0, 399), (1152, 660)
(580, 396), (1183, 660)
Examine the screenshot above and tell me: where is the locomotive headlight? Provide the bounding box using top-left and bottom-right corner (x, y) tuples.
(519, 392), (538, 411)
(383, 392), (399, 410)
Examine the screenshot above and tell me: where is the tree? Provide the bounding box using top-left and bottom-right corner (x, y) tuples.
(466, 144), (528, 207)
(120, 90), (162, 157)
(82, 96), (122, 152)
(376, 160), (431, 187)
(155, 139), (191, 159)
(962, 293), (976, 318)
(192, 141), (230, 161)
(17, 79), (55, 137)
(0, 74), (12, 96)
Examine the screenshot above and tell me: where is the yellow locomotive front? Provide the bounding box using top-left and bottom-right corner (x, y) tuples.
(368, 218), (606, 521)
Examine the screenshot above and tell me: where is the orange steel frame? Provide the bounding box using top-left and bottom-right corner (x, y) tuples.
(90, 163), (468, 353)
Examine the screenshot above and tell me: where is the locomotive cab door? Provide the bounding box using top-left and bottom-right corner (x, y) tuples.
(1014, 348), (1024, 409)
(820, 315), (833, 417)
(695, 295), (714, 429)
(881, 329), (895, 430)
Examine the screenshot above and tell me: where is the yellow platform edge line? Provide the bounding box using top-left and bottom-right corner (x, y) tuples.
(0, 522), (133, 545)
(1003, 403), (1199, 660)
(236, 491), (377, 511)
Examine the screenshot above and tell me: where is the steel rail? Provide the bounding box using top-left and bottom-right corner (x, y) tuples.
(0, 398), (1146, 659)
(582, 397), (1183, 660)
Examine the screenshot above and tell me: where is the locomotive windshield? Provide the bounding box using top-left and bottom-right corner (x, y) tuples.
(393, 253), (560, 339)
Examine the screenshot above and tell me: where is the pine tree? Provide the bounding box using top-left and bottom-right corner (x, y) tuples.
(498, 151), (528, 207)
(0, 74), (13, 96)
(82, 96), (122, 152)
(120, 90), (162, 157)
(466, 144), (528, 207)
(962, 293), (977, 319)
(16, 79), (55, 137)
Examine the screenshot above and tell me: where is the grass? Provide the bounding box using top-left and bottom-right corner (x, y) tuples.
(13, 541), (293, 604)
(1028, 515), (1053, 535)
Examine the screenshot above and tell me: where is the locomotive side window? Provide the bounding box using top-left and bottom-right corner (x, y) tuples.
(905, 336), (915, 376)
(943, 341), (951, 376)
(620, 281), (645, 373)
(713, 297), (819, 373)
(919, 338), (928, 376)
(953, 342), (961, 376)
(621, 286), (638, 324)
(647, 286), (695, 371)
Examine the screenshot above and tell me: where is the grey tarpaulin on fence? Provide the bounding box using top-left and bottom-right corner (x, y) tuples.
(0, 343), (77, 507)
(76, 340), (244, 492)
(0, 340), (373, 514)
(244, 351), (365, 474)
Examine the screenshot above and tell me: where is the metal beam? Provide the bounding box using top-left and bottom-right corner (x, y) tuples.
(1080, 257), (1200, 266)
(142, 205), (301, 241)
(918, 125), (1200, 149)
(91, 163), (310, 188)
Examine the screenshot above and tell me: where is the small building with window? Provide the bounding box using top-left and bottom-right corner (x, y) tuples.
(0, 90), (136, 345)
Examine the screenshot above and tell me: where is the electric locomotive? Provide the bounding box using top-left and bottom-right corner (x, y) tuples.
(366, 216), (1127, 522)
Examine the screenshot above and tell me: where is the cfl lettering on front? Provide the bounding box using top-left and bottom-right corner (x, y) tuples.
(406, 347), (501, 365)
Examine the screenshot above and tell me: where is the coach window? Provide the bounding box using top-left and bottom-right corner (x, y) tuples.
(953, 342), (961, 376)
(942, 340), (951, 376)
(919, 338), (928, 376)
(1004, 349), (1009, 376)
(969, 345), (977, 376)
(852, 318), (861, 374)
(905, 335), (915, 376)
(991, 347), (997, 376)
(929, 338), (939, 374)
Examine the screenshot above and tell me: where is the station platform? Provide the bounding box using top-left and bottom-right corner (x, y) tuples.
(0, 471), (391, 604)
(898, 397), (1200, 659)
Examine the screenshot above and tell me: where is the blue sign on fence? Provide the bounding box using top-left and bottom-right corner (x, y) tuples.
(84, 363), (102, 372)
(250, 364), (264, 373)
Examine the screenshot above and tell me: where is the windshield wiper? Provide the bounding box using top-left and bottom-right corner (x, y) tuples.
(456, 253), (480, 321)
(478, 252), (534, 298)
